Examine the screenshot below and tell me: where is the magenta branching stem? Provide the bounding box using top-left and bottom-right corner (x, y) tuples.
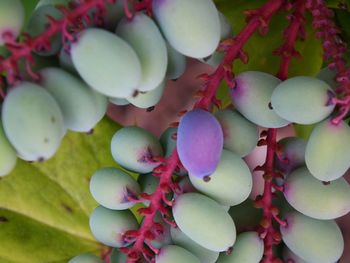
(0, 0), (116, 86)
(123, 0), (134, 19)
(121, 150), (179, 263)
(275, 0), (306, 80)
(195, 0), (285, 111)
(134, 0), (153, 15)
(256, 128), (281, 263)
(0, 0), (155, 93)
(307, 0), (350, 124)
(255, 1), (307, 262)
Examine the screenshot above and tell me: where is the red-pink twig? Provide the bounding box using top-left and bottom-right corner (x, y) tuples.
(0, 0), (128, 86)
(257, 129), (281, 263)
(195, 0), (285, 110)
(307, 0), (350, 124)
(275, 0), (306, 80)
(134, 0), (152, 15)
(257, 1), (307, 262)
(123, 150), (179, 263)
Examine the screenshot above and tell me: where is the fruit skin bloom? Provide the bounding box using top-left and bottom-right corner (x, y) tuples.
(177, 109), (223, 178)
(152, 0), (221, 58)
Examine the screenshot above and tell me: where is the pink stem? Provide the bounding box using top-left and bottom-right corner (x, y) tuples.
(0, 0), (114, 86)
(123, 0), (133, 19)
(134, 0), (152, 15)
(306, 0), (350, 124)
(260, 128), (280, 263)
(258, 1), (307, 262)
(195, 0), (285, 110)
(276, 0), (306, 80)
(125, 150), (179, 263)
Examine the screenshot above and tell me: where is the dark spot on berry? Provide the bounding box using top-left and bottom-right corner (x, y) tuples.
(122, 188), (138, 203)
(146, 106), (155, 112)
(268, 102), (273, 110)
(203, 55), (212, 62)
(322, 181), (331, 185)
(38, 157), (45, 163)
(86, 176), (91, 183)
(86, 129), (94, 135)
(203, 176), (211, 182)
(132, 90), (139, 98)
(226, 246), (233, 255)
(171, 133), (177, 140)
(138, 147), (154, 163)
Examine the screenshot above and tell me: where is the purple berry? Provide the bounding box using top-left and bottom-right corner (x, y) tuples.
(177, 109), (223, 178)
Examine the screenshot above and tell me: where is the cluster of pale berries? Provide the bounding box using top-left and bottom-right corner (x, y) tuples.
(72, 67), (350, 263)
(0, 0), (348, 263)
(0, 0), (228, 176)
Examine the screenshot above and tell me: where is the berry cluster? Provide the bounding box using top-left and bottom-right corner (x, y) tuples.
(0, 0), (349, 263)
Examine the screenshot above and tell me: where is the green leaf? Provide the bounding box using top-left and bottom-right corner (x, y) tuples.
(214, 0), (323, 109)
(0, 117), (121, 263)
(214, 0), (323, 77)
(294, 124), (316, 141)
(334, 9), (350, 47)
(21, 0), (40, 25)
(216, 80), (232, 109)
(326, 0), (350, 10)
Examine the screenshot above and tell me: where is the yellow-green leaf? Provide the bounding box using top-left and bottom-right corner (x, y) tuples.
(214, 0), (323, 77)
(0, 117), (121, 263)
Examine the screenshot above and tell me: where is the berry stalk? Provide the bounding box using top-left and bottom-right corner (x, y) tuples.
(257, 1), (307, 262)
(275, 0), (306, 80)
(258, 128), (280, 263)
(307, 0), (350, 124)
(195, 0), (285, 110)
(0, 0), (114, 86)
(122, 150), (179, 263)
(134, 0), (152, 14)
